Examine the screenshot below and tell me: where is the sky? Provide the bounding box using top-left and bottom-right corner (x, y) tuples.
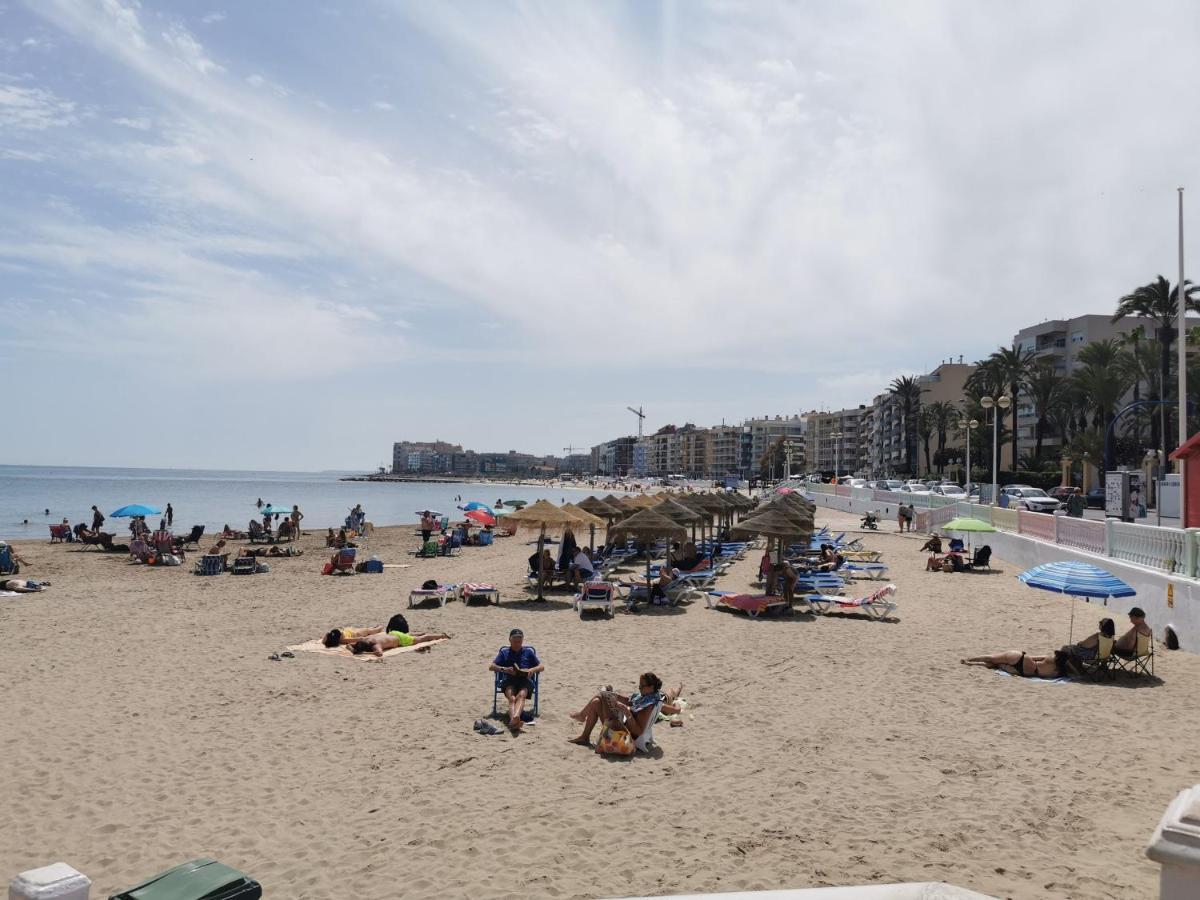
(2, 1), (1200, 471)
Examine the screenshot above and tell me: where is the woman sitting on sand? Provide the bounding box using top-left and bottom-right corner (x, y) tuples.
(961, 649), (1073, 679)
(348, 628), (451, 656)
(926, 552), (964, 573)
(568, 674), (683, 747)
(919, 534), (943, 554)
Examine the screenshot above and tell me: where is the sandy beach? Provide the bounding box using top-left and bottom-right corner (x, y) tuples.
(2, 506), (1198, 899)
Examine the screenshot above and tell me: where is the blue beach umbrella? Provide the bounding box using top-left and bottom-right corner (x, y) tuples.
(260, 505), (292, 516)
(1018, 560), (1135, 642)
(110, 504), (162, 518)
(459, 501), (495, 515)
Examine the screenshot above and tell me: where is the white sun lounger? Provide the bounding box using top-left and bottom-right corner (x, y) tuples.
(573, 581), (616, 618)
(407, 584), (460, 608)
(807, 583), (897, 620)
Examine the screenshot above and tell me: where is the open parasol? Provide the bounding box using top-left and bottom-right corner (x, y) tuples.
(732, 508), (814, 607)
(607, 506), (688, 597)
(654, 495), (705, 543)
(502, 500), (589, 599)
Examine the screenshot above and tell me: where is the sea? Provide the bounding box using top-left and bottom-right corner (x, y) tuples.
(0, 465), (610, 540)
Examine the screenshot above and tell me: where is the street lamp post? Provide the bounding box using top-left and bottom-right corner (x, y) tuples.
(832, 430), (844, 480)
(979, 395), (1011, 506)
(966, 418), (979, 493)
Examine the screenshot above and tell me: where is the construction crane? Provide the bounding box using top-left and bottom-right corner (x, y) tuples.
(563, 445), (584, 455)
(627, 405), (646, 439)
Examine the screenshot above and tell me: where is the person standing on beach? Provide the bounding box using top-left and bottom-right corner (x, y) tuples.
(91, 505), (105, 532)
(166, 503), (173, 527)
(420, 510), (436, 545)
(290, 504), (304, 537)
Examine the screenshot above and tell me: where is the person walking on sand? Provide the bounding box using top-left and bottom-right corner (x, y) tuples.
(91, 505), (105, 532)
(166, 503), (174, 528)
(489, 628), (544, 731)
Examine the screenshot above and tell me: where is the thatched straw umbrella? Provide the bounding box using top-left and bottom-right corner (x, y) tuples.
(654, 495), (705, 545)
(503, 499), (589, 600)
(560, 502), (606, 551)
(677, 494), (716, 548)
(607, 507), (688, 594)
(601, 494), (634, 514)
(731, 508), (814, 605)
(578, 496), (622, 519)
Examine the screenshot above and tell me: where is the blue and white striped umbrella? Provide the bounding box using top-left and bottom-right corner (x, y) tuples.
(1018, 561), (1136, 599)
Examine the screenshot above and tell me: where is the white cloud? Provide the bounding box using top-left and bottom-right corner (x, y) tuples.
(112, 115), (151, 129)
(0, 83), (76, 130)
(201, 11), (225, 25)
(371, 100), (394, 111)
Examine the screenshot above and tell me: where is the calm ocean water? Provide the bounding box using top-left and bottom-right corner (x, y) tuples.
(0, 465), (606, 540)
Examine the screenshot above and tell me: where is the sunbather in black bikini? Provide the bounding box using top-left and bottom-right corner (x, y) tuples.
(961, 649), (1071, 679)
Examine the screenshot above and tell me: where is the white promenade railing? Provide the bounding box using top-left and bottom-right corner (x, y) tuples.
(796, 480), (1200, 579)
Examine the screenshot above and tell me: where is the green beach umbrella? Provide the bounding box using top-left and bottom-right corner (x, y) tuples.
(942, 517), (996, 532)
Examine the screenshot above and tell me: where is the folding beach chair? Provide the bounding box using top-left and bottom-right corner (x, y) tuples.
(331, 547), (357, 574)
(634, 699), (665, 753)
(231, 556), (257, 575)
(152, 530), (175, 557)
(807, 583), (897, 620)
(408, 584), (459, 608)
(573, 581), (616, 618)
(176, 525), (205, 549)
(492, 670), (540, 718)
(794, 572), (846, 595)
(964, 546), (992, 572)
(1111, 632), (1154, 677)
(129, 539), (153, 564)
(840, 562), (891, 580)
(247, 521), (275, 544)
(1076, 635), (1115, 681)
(48, 524), (70, 543)
(460, 583), (500, 606)
(194, 554), (224, 576)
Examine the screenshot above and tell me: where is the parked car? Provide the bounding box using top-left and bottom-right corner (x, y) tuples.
(933, 484), (967, 498)
(1085, 487), (1106, 509)
(877, 479), (905, 492)
(1000, 485), (1060, 513)
(849, 478), (868, 489)
(898, 483), (932, 496)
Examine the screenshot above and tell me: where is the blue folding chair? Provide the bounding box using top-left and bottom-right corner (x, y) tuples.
(492, 670), (540, 718)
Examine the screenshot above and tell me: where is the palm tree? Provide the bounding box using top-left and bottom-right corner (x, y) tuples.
(758, 436), (786, 480)
(1113, 275), (1200, 454)
(889, 375), (924, 475)
(1024, 360), (1066, 462)
(927, 401), (958, 474)
(917, 406), (934, 474)
(1073, 339), (1129, 435)
(987, 345), (1038, 470)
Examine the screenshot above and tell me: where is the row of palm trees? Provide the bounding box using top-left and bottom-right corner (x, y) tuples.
(886, 275), (1200, 477)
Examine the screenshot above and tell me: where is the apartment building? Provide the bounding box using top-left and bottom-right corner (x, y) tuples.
(1012, 314), (1157, 459)
(807, 407), (867, 475)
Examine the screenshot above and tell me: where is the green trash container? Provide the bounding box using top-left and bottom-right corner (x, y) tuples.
(109, 858), (261, 900)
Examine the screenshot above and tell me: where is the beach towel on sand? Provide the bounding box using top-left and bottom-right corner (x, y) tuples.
(995, 670), (1072, 685)
(287, 637), (448, 660)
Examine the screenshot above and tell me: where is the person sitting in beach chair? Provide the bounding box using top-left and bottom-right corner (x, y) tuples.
(205, 539), (230, 566)
(0, 577), (50, 593)
(0, 541), (26, 575)
(961, 649), (1074, 679)
(919, 533), (943, 554)
(568, 673), (682, 749)
(489, 628), (544, 731)
(322, 614), (410, 648)
(948, 537), (965, 553)
(569, 547), (597, 589)
(128, 538), (153, 564)
(927, 551), (965, 572)
(649, 563), (678, 605)
(1064, 618), (1115, 663)
(277, 519), (294, 542)
(1114, 607), (1152, 658)
(348, 627), (450, 657)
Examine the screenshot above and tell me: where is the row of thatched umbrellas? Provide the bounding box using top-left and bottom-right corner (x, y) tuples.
(501, 489), (817, 600)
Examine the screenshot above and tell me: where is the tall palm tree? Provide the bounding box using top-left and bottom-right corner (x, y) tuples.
(987, 346), (1037, 471)
(889, 375), (924, 475)
(917, 407), (934, 474)
(927, 401), (958, 474)
(1113, 275), (1200, 454)
(1024, 360), (1066, 462)
(1073, 339), (1129, 435)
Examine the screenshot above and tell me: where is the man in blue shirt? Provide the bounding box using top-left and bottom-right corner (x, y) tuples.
(489, 629), (544, 731)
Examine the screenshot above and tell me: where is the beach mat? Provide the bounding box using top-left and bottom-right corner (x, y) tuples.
(288, 637), (447, 660)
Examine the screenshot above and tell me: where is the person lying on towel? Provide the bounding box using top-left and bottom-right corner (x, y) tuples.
(348, 628), (451, 656)
(0, 578), (50, 593)
(323, 614), (412, 647)
(961, 649), (1073, 679)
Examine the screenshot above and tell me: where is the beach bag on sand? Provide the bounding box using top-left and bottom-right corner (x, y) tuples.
(595, 725), (635, 756)
(322, 562), (333, 575)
